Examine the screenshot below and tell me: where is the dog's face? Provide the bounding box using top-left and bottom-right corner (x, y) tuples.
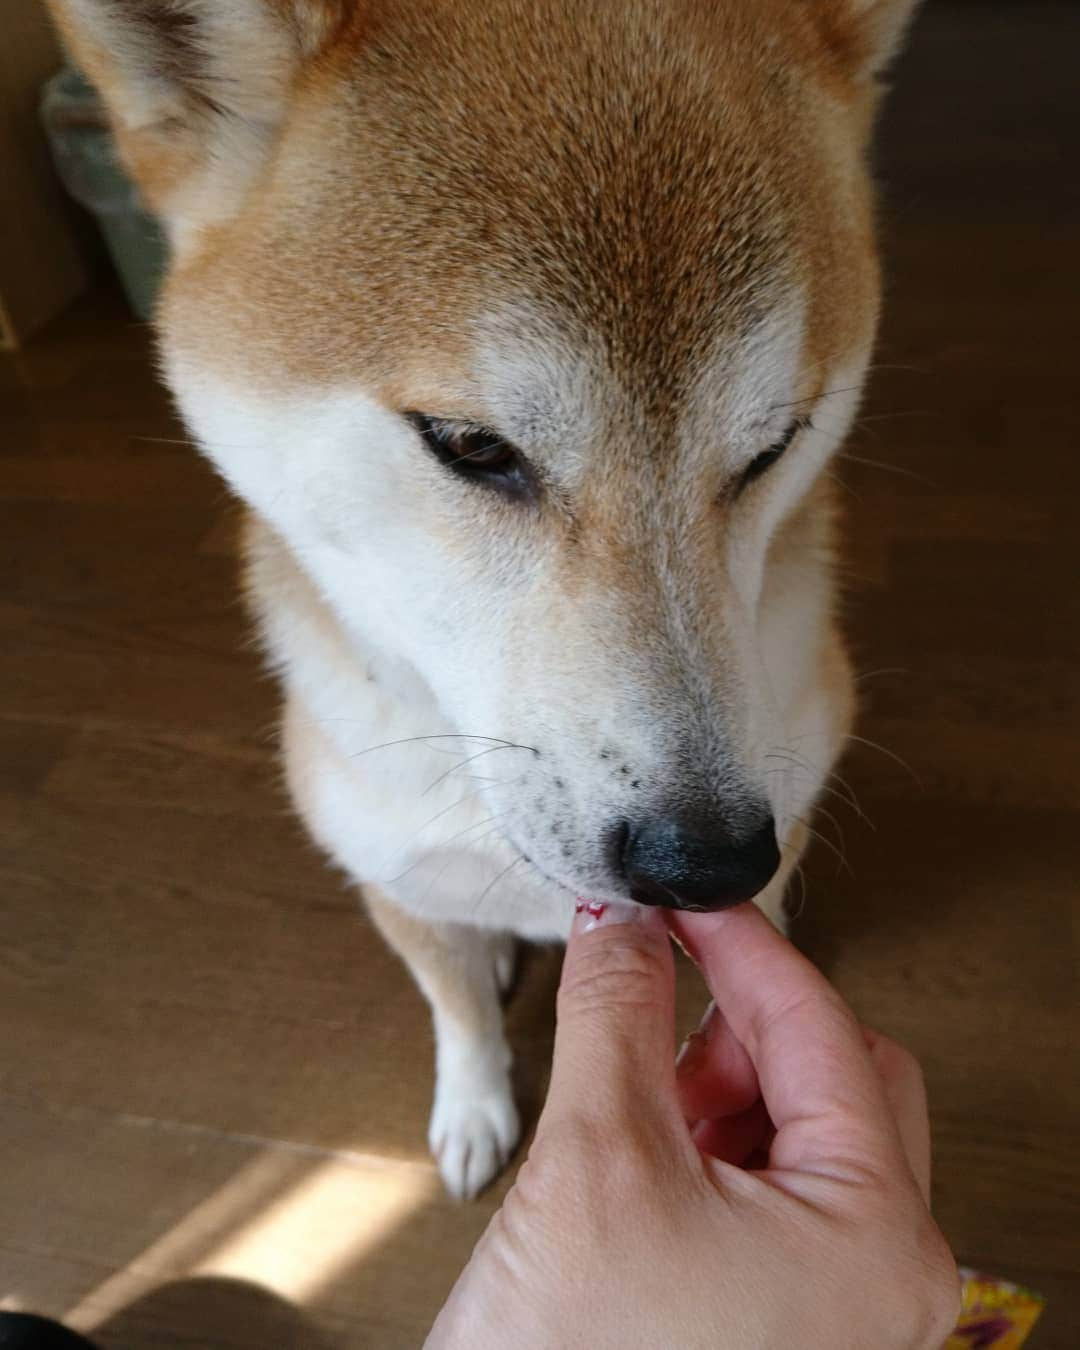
(52, 0), (917, 908)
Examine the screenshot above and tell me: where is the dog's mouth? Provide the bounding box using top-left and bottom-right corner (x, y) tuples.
(516, 849), (581, 899)
(512, 846), (631, 911)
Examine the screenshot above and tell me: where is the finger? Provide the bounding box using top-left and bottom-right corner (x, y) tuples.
(690, 1098), (772, 1166)
(863, 1027), (932, 1203)
(670, 906), (906, 1183)
(676, 1001), (760, 1123)
(541, 901), (680, 1135)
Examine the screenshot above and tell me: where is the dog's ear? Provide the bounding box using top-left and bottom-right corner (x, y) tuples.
(810, 0), (922, 85)
(45, 0), (349, 237)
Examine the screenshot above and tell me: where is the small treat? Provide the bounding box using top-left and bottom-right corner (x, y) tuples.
(944, 1269), (1045, 1349)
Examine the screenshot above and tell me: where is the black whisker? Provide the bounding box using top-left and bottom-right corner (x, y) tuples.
(383, 811), (513, 886)
(343, 733), (529, 762)
(472, 855), (526, 915)
(422, 742), (537, 796)
(764, 748), (874, 829)
(838, 452), (938, 488)
(768, 383), (864, 414)
(379, 785), (498, 872)
(843, 733), (923, 788)
(790, 812), (853, 878)
(854, 667), (909, 684)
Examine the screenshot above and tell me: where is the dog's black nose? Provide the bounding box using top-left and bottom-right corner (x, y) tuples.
(616, 812), (780, 910)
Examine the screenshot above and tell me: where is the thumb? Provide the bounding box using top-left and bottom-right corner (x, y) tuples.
(540, 901), (679, 1135)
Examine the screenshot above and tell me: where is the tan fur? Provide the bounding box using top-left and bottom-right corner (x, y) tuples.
(155, 0), (879, 387)
(47, 0), (920, 1196)
(365, 889), (513, 1040)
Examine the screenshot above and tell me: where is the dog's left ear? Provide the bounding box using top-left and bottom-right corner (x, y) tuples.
(810, 0), (922, 85)
(44, 0), (351, 244)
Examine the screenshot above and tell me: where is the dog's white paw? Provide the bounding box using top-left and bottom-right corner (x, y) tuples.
(429, 1076), (520, 1201)
(490, 932), (517, 996)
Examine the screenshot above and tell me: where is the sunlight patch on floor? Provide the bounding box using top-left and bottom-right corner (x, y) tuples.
(64, 1148), (437, 1333)
(190, 1156), (438, 1301)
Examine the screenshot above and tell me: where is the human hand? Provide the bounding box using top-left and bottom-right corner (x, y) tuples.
(426, 901), (960, 1349)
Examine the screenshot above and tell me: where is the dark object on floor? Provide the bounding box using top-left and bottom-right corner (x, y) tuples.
(0, 1314), (100, 1350)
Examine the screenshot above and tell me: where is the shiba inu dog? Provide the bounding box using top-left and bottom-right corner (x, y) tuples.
(49, 0), (919, 1198)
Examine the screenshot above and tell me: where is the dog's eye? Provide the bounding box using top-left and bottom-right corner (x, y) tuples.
(739, 417), (808, 490)
(407, 413), (530, 497)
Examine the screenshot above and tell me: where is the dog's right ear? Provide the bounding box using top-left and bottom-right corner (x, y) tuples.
(802, 0), (922, 141)
(809, 0), (923, 87)
(45, 0), (350, 241)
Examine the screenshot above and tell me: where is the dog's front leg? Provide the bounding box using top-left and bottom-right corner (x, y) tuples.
(365, 889), (520, 1200)
(750, 816), (810, 935)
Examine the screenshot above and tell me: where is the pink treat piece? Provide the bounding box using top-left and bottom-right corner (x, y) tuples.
(575, 899), (608, 920)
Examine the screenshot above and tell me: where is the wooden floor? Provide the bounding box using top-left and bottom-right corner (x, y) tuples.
(2, 4), (1078, 1347)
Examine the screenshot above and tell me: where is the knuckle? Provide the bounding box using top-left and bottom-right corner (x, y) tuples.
(557, 939), (667, 1020)
(760, 984), (856, 1045)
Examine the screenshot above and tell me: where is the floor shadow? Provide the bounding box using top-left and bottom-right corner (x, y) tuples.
(92, 1277), (336, 1350)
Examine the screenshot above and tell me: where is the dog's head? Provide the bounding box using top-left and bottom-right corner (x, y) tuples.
(53, 0), (917, 910)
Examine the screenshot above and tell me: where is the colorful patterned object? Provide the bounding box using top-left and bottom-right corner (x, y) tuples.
(944, 1269), (1045, 1349)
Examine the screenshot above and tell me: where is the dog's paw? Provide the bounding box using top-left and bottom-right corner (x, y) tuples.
(429, 1076), (520, 1201)
(490, 932), (517, 996)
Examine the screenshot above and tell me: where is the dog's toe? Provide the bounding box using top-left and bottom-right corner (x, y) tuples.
(429, 1083), (520, 1201)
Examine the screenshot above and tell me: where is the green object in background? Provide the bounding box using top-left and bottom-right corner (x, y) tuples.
(40, 67), (168, 321)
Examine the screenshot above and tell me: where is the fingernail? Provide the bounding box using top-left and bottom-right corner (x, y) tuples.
(675, 1031), (706, 1075)
(695, 999), (719, 1037)
(573, 898), (642, 934)
(675, 1000), (718, 1075)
